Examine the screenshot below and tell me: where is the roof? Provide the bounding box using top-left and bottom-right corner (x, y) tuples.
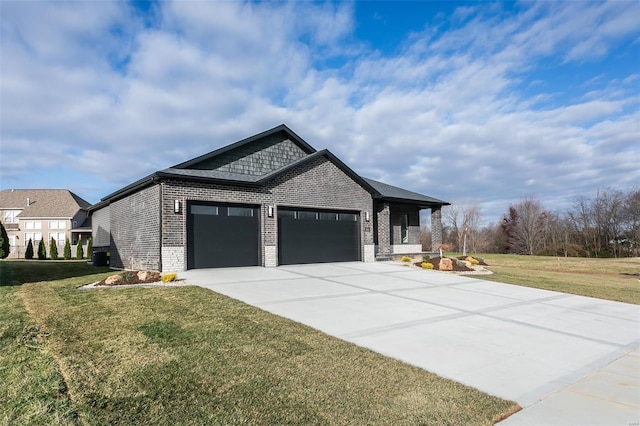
(96, 125), (448, 208)
(0, 189), (91, 218)
(364, 178), (450, 207)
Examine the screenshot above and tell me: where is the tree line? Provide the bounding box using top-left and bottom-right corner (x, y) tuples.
(428, 188), (639, 258)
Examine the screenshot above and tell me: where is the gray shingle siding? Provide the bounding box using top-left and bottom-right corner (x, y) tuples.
(109, 185), (161, 270)
(192, 135), (308, 177)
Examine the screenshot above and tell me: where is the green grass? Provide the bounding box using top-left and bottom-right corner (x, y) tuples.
(0, 260), (518, 425)
(455, 253), (640, 305)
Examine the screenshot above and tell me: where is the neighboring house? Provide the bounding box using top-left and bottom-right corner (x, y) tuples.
(0, 189), (92, 258)
(90, 125), (449, 272)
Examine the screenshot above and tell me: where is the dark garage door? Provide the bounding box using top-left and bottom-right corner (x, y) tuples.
(278, 209), (361, 265)
(187, 203), (260, 269)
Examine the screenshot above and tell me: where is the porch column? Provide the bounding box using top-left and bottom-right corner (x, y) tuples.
(377, 202), (391, 257)
(431, 207), (442, 252)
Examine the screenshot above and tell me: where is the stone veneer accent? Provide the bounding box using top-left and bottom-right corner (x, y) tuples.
(161, 246), (185, 272)
(392, 244), (423, 254)
(363, 244), (375, 262)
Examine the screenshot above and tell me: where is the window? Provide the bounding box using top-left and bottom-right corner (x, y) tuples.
(278, 210), (296, 219)
(297, 211), (318, 220)
(49, 232), (65, 246)
(401, 214), (409, 244)
(191, 205), (218, 215)
(25, 232), (42, 244)
(25, 221), (42, 230)
(3, 210), (20, 224)
(338, 213), (357, 222)
(319, 212), (338, 221)
(228, 207), (254, 217)
(8, 236), (16, 246)
(49, 221), (66, 229)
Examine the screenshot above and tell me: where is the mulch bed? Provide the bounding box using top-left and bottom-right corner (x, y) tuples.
(415, 256), (488, 272)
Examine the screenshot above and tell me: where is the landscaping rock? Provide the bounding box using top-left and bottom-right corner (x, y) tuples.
(137, 270), (161, 282)
(105, 274), (123, 285)
(439, 258), (453, 271)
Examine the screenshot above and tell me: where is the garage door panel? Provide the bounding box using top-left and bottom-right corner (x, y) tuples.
(188, 204), (260, 269)
(278, 212), (360, 265)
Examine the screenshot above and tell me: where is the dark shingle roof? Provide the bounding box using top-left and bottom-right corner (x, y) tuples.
(364, 178), (450, 207)
(0, 189), (91, 218)
(96, 125), (449, 208)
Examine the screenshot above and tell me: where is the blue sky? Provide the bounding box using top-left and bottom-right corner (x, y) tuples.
(1, 0), (638, 225)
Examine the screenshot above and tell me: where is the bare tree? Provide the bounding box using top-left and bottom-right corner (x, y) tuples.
(444, 200), (482, 253)
(501, 197), (548, 255)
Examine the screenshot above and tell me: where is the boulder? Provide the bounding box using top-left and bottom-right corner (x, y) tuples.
(104, 274), (123, 285)
(439, 257), (453, 271)
(137, 270), (161, 282)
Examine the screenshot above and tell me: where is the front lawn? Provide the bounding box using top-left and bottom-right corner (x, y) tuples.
(455, 253), (640, 305)
(1, 260), (518, 425)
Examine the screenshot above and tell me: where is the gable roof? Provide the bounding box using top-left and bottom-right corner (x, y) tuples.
(172, 124), (316, 169)
(0, 189), (91, 218)
(96, 125), (448, 208)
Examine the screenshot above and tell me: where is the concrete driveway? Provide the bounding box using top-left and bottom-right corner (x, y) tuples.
(181, 262), (640, 425)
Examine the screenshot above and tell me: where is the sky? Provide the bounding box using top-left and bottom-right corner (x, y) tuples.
(1, 0), (638, 225)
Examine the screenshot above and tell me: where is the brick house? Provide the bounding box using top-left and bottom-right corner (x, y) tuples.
(0, 189), (92, 258)
(90, 125), (448, 271)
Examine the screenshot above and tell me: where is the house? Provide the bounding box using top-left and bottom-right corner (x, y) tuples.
(0, 189), (92, 258)
(90, 125), (449, 271)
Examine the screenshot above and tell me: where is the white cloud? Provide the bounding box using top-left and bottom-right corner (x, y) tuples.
(1, 0), (638, 225)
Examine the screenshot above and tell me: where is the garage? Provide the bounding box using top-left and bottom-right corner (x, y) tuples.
(187, 203), (260, 269)
(278, 208), (361, 265)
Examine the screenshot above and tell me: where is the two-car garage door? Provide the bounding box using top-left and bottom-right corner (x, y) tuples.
(187, 203), (361, 269)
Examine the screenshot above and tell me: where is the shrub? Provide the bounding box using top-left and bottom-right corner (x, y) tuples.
(474, 256), (485, 264)
(25, 238), (34, 259)
(37, 239), (47, 260)
(421, 262), (434, 270)
(422, 255), (431, 262)
(86, 237), (92, 259)
(49, 238), (59, 260)
(161, 273), (177, 283)
(76, 240), (84, 260)
(0, 223), (9, 259)
(63, 238), (72, 260)
(401, 256), (412, 263)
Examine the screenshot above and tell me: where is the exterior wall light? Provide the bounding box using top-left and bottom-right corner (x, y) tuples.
(268, 205), (274, 218)
(365, 211), (370, 222)
(174, 200), (181, 214)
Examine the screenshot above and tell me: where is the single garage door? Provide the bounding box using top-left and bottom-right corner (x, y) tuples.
(187, 203), (260, 269)
(278, 208), (361, 265)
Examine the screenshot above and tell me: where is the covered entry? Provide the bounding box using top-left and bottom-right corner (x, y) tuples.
(278, 208), (360, 265)
(187, 202), (260, 269)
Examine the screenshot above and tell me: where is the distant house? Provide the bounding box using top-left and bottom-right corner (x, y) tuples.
(90, 125), (449, 272)
(0, 189), (92, 258)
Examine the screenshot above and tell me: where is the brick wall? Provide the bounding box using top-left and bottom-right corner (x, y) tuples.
(109, 185), (161, 270)
(92, 206), (110, 249)
(389, 204), (421, 245)
(161, 156), (373, 270)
